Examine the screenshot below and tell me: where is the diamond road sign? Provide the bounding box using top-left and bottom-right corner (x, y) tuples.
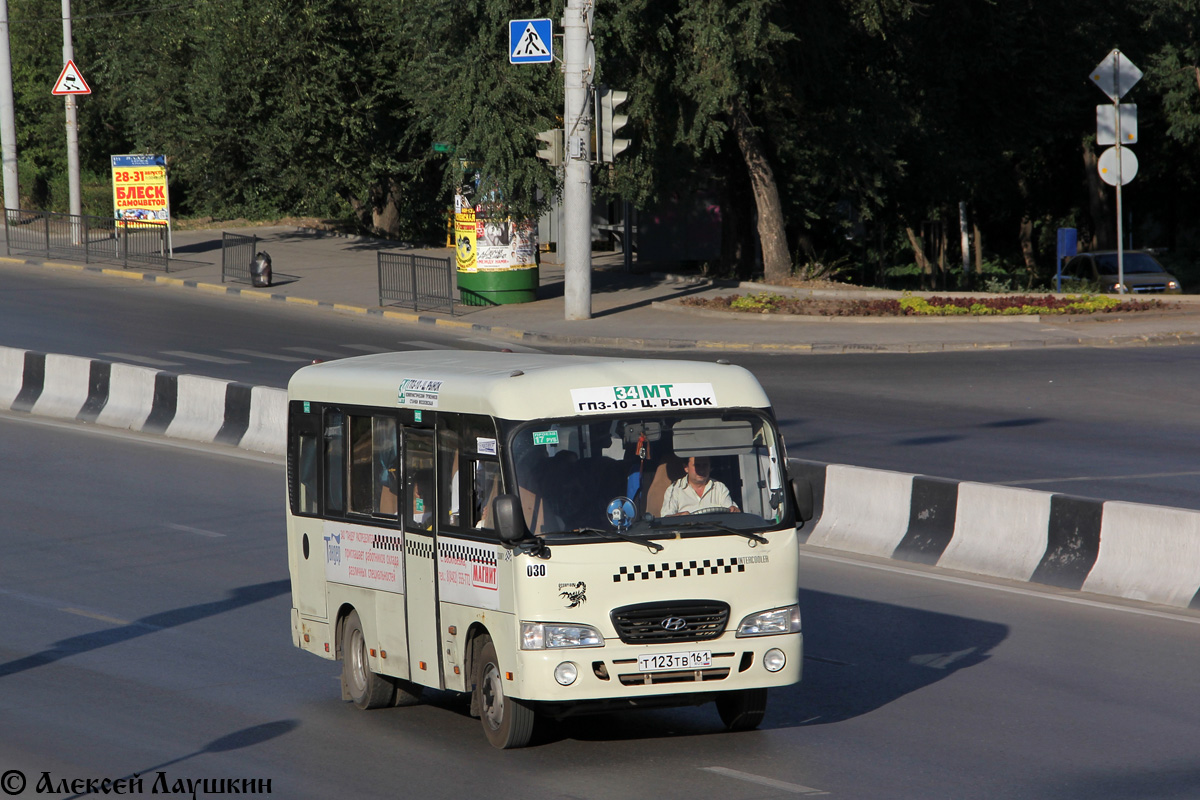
(1090, 49), (1142, 101)
(509, 19), (553, 64)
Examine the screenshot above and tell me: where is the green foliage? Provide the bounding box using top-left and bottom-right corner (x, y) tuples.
(730, 291), (786, 311)
(4, 0), (1200, 269)
(898, 294), (1123, 316)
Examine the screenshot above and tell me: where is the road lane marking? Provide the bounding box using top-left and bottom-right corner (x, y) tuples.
(161, 350), (247, 364)
(165, 523), (226, 538)
(342, 344), (392, 353)
(60, 608), (130, 625)
(700, 767), (828, 795)
(467, 337), (543, 353)
(281, 347), (346, 358)
(1001, 470), (1200, 487)
(99, 352), (183, 367)
(223, 348), (309, 362)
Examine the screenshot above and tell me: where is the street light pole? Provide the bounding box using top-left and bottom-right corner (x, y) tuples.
(61, 0), (82, 226)
(0, 0), (18, 212)
(561, 0), (592, 320)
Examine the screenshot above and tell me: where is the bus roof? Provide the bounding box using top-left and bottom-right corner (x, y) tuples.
(287, 351), (771, 420)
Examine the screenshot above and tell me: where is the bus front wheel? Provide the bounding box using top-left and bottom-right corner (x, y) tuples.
(716, 688), (768, 731)
(474, 636), (535, 748)
(342, 610), (394, 710)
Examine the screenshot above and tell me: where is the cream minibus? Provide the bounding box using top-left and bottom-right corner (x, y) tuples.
(286, 351), (813, 748)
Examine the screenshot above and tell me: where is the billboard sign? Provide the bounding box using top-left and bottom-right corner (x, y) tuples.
(111, 154), (170, 224)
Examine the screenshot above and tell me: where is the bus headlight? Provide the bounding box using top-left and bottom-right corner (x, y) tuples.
(521, 622), (604, 650)
(735, 605), (802, 637)
(764, 648), (786, 672)
(554, 662), (579, 685)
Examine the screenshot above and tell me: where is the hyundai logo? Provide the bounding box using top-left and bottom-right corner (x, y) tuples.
(661, 617), (687, 631)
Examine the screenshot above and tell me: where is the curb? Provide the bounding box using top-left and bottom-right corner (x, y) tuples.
(790, 459), (1200, 610)
(8, 254), (1200, 355)
(0, 345), (285, 455)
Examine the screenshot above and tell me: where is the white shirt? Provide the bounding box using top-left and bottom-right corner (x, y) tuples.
(661, 476), (735, 515)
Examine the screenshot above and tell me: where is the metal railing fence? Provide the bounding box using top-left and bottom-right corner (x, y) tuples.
(4, 208), (169, 270)
(378, 252), (455, 313)
(220, 232), (259, 283)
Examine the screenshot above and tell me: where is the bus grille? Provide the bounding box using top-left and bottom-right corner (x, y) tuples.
(609, 600), (730, 644)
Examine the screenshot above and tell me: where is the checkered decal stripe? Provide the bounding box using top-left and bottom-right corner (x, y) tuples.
(614, 558), (747, 582)
(371, 533), (402, 552)
(406, 538), (434, 559)
(439, 540), (498, 568)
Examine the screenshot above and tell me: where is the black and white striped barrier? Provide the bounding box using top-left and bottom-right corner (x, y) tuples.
(0, 346), (285, 455)
(790, 460), (1200, 611)
(5, 347), (1199, 610)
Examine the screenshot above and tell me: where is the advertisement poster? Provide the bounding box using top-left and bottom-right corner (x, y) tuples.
(455, 206), (477, 272)
(111, 154), (170, 224)
(437, 538), (500, 610)
(323, 521), (404, 594)
(474, 209), (537, 272)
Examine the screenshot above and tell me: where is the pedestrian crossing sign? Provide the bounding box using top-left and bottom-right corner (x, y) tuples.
(509, 18), (553, 64)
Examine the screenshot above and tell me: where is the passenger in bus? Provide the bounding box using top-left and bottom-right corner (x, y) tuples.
(660, 456), (739, 515)
(410, 472), (434, 529)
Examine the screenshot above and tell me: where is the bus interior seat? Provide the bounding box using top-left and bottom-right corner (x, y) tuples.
(645, 455), (687, 517)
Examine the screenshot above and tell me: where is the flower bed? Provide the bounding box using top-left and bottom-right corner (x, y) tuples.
(680, 292), (1168, 316)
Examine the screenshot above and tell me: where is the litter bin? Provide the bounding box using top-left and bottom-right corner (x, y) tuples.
(251, 251), (272, 287)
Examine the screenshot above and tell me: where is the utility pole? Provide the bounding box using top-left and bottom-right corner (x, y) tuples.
(0, 0), (18, 211)
(561, 0), (592, 320)
(61, 0), (81, 224)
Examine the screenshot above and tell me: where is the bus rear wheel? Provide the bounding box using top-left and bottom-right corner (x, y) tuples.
(716, 688), (768, 731)
(474, 636), (535, 748)
(342, 610), (394, 710)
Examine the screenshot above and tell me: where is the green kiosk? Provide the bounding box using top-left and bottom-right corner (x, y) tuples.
(455, 206), (538, 305)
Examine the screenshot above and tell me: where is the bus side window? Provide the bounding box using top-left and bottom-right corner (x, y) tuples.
(472, 460), (502, 531)
(373, 417), (398, 517)
(324, 410), (346, 515)
(405, 429), (435, 532)
(288, 401), (321, 516)
(438, 422), (462, 528)
(296, 433), (319, 515)
(347, 415), (399, 519)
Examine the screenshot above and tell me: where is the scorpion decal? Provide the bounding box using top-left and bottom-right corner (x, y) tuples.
(558, 581), (587, 608)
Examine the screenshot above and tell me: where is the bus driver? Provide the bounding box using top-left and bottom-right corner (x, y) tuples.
(660, 456), (739, 516)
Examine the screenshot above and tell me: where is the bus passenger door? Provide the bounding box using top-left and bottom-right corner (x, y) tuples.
(403, 428), (442, 689)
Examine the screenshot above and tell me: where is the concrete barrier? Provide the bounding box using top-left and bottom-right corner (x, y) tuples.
(796, 457), (1200, 611)
(0, 347), (24, 409)
(32, 353), (94, 420)
(3, 347), (1198, 610)
(0, 345), (284, 455)
(939, 483), (1051, 581)
(1084, 502), (1200, 607)
(806, 464), (912, 557)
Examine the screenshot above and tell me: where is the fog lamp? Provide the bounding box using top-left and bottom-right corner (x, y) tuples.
(554, 661), (578, 686)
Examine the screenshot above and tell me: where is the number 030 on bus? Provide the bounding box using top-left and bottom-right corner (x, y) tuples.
(285, 351), (814, 748)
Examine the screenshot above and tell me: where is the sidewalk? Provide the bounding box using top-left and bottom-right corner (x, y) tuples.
(12, 223), (1200, 354)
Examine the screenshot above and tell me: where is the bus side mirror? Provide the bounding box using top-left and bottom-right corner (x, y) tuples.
(492, 494), (527, 544)
(790, 477), (814, 524)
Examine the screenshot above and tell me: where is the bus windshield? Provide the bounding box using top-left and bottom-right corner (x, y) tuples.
(508, 412), (787, 537)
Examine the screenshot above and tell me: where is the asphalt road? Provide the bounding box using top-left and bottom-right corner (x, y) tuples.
(2, 261), (1198, 509)
(2, 414), (1198, 799)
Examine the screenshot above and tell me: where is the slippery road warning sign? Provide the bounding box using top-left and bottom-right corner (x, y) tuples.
(52, 60), (91, 96)
(509, 19), (553, 64)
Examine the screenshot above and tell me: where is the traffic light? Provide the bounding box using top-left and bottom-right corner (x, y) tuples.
(596, 86), (631, 163)
(535, 129), (563, 167)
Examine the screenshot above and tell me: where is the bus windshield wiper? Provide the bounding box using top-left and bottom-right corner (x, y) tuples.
(564, 527), (664, 554)
(649, 519), (768, 544)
